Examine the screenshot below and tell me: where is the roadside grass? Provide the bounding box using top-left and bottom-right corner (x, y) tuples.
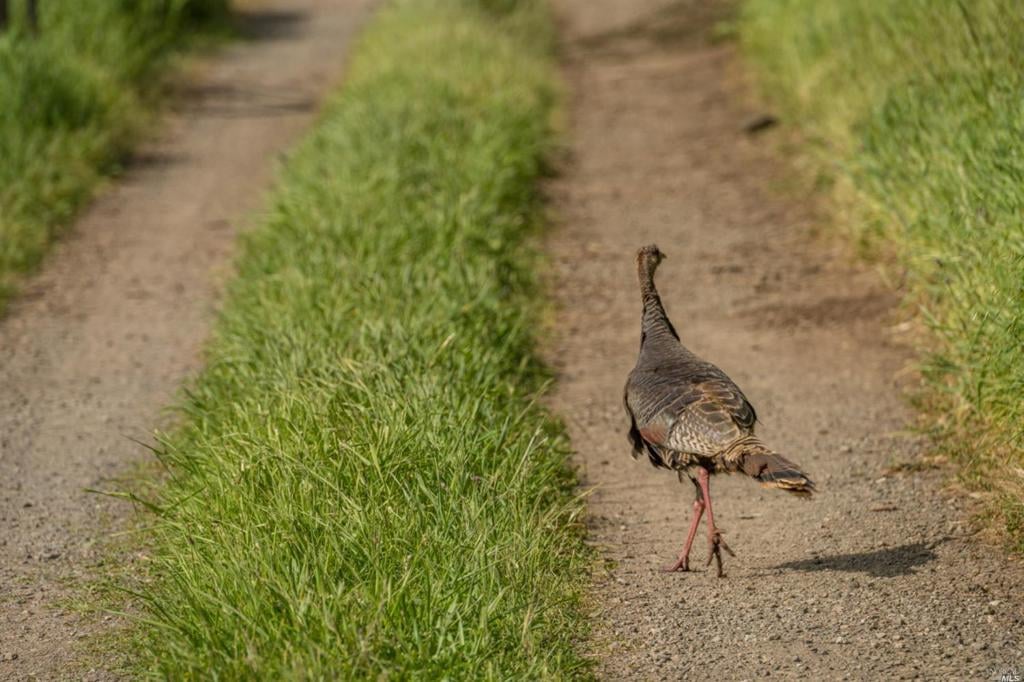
(0, 0), (227, 310)
(133, 0), (590, 677)
(739, 0), (1024, 550)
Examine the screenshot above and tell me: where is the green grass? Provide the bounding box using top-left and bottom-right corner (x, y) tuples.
(739, 0), (1024, 550)
(132, 0), (589, 677)
(0, 0), (227, 309)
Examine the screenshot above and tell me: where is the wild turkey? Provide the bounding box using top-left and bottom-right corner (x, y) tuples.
(624, 244), (814, 577)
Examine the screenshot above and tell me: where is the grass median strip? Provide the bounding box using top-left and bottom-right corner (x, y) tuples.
(740, 0), (1024, 550)
(134, 0), (590, 676)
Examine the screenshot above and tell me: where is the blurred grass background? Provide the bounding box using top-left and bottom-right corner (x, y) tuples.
(740, 0), (1024, 549)
(0, 0), (228, 309)
(131, 0), (589, 677)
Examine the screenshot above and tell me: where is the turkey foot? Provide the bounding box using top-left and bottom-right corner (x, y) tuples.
(705, 530), (735, 578)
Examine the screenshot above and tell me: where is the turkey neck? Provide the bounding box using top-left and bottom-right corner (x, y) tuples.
(637, 258), (679, 352)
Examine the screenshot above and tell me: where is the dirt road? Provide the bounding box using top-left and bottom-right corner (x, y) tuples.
(0, 1), (371, 677)
(547, 0), (1024, 679)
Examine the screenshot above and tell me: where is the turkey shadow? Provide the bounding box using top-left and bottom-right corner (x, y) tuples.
(771, 541), (943, 578)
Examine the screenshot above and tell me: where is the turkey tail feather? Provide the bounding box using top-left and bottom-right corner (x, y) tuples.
(735, 441), (815, 496)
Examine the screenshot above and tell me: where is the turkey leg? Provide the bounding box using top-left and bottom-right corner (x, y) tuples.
(663, 475), (705, 572)
(698, 466), (734, 577)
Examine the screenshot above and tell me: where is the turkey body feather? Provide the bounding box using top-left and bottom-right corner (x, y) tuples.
(625, 362), (757, 472)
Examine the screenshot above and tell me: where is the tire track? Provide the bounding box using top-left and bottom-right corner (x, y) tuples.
(546, 1), (1024, 678)
(0, 2), (372, 677)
